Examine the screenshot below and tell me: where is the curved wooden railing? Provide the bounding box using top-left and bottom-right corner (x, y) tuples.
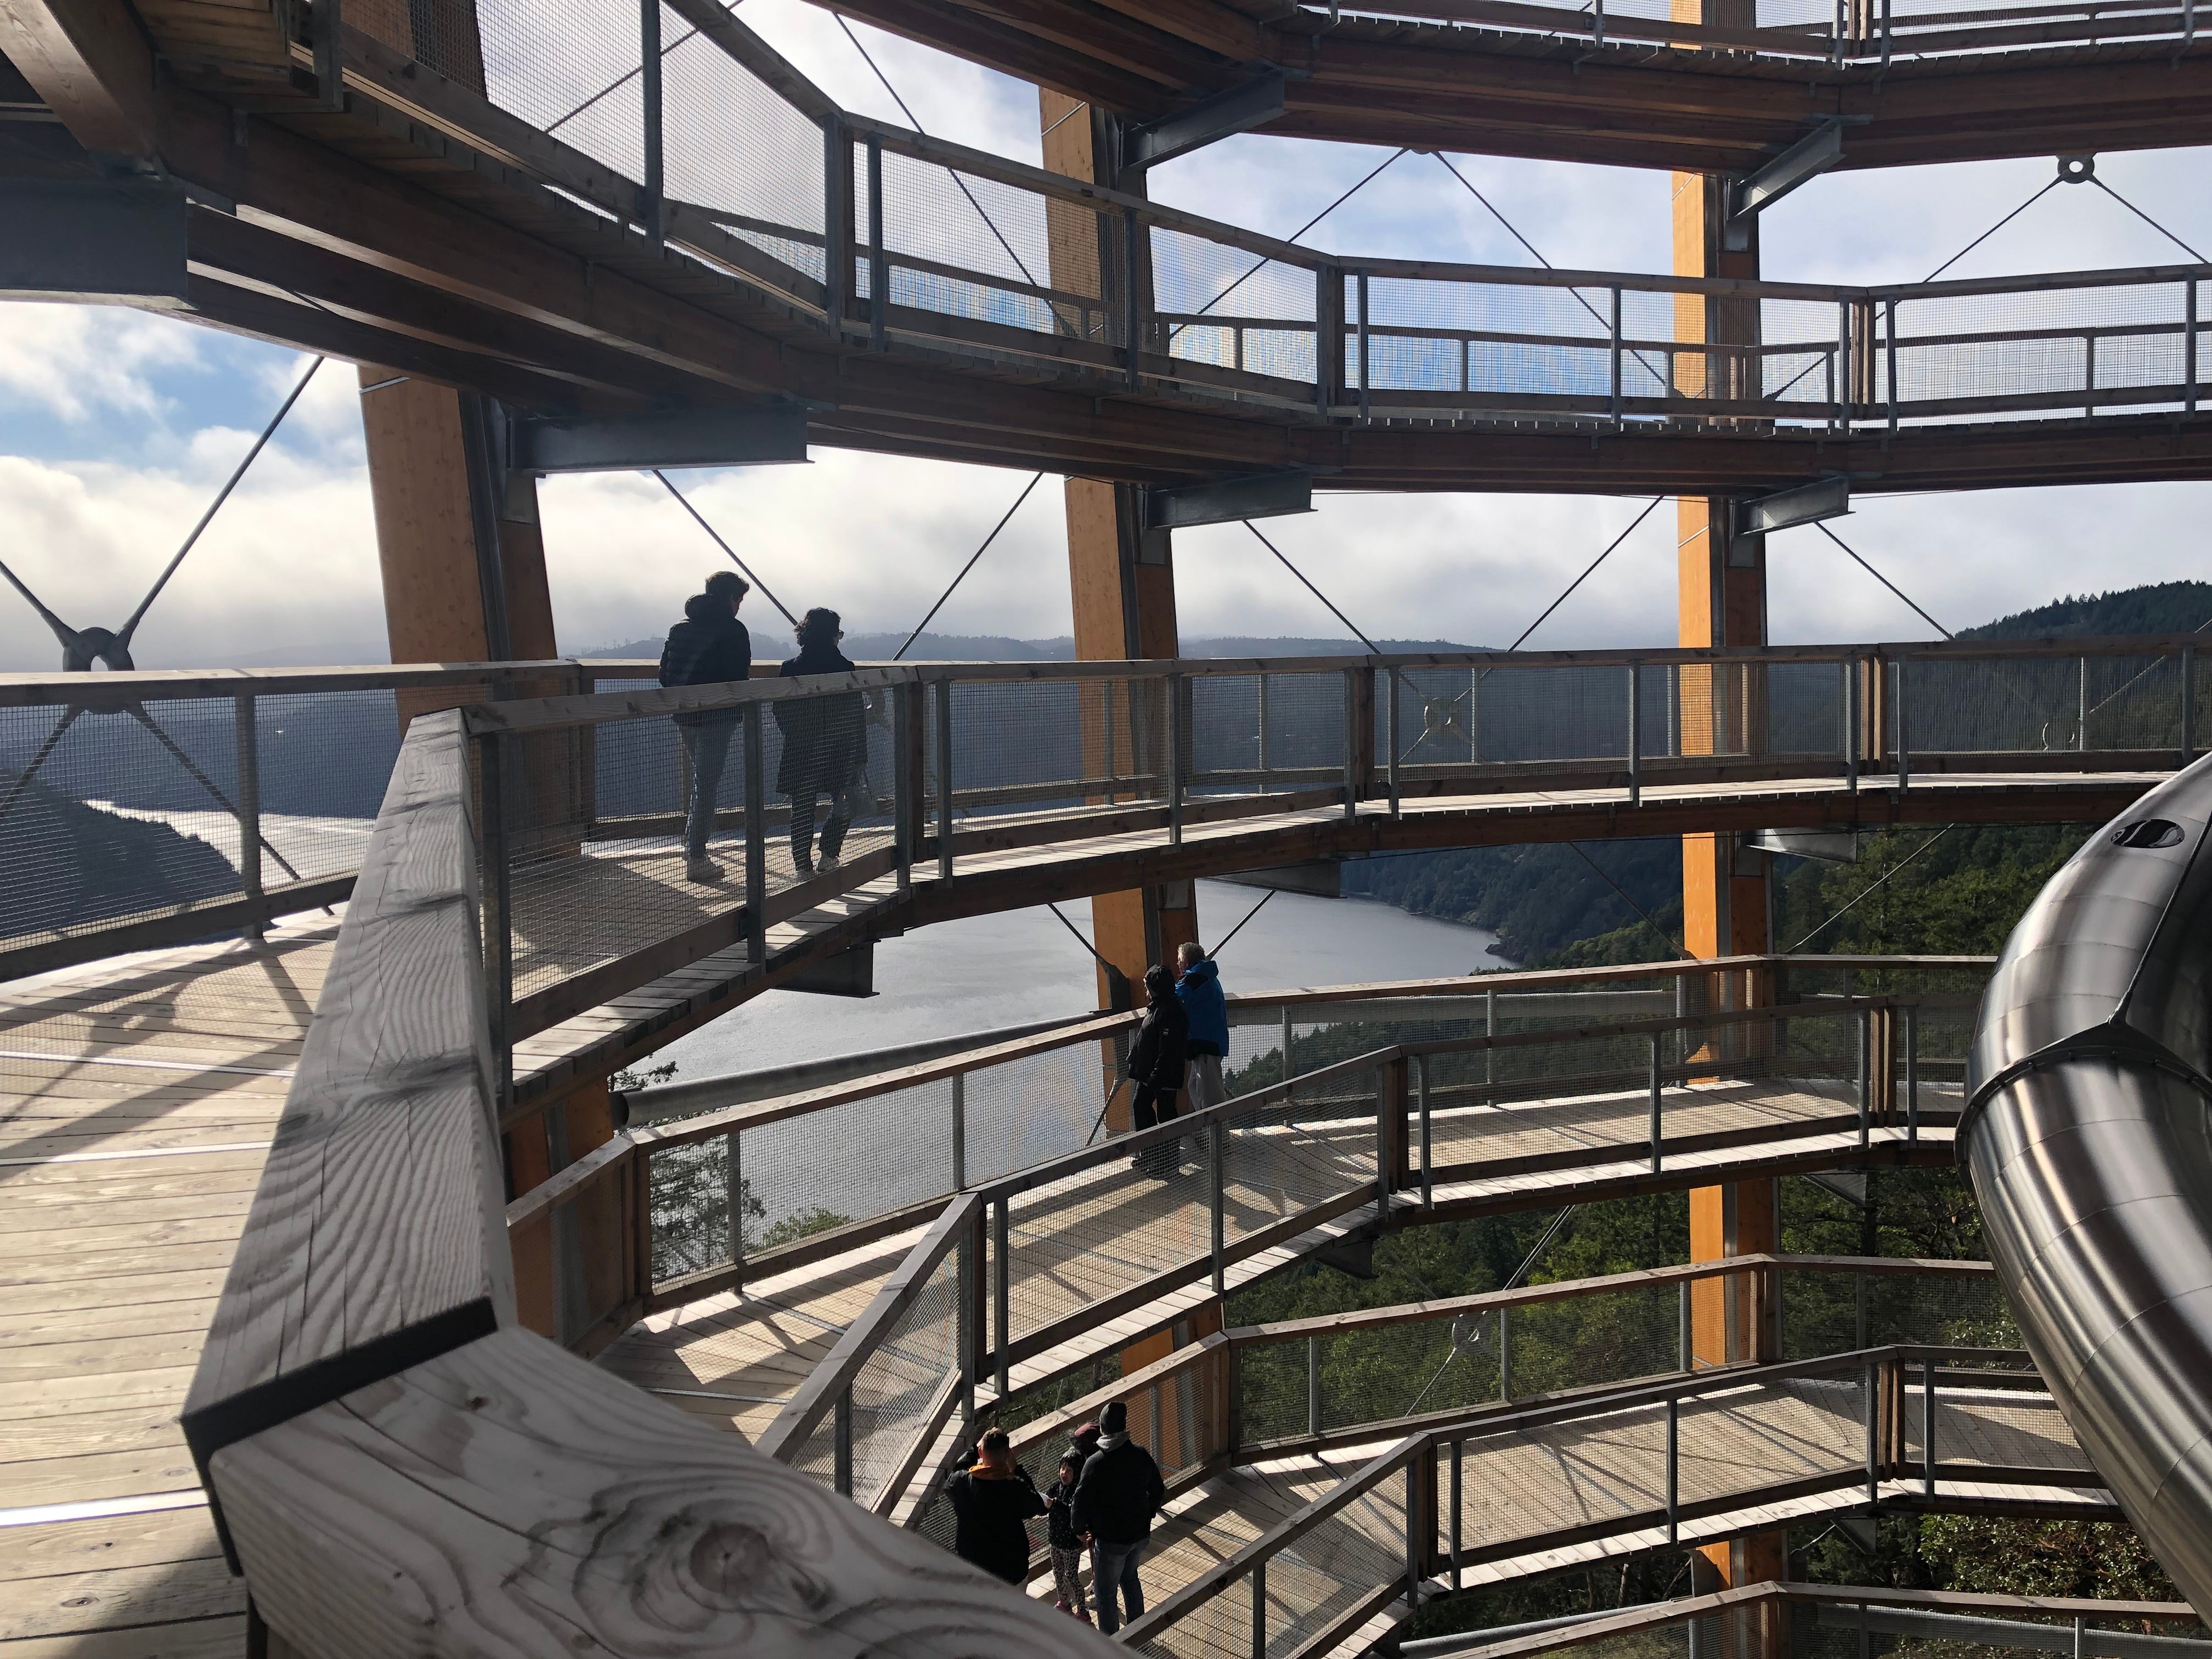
(176, 708), (1120, 1657)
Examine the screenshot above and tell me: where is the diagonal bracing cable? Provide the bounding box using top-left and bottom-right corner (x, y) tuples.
(893, 472), (1045, 659)
(653, 470), (799, 627)
(1207, 887), (1276, 958)
(1565, 841), (1688, 958)
(1813, 521), (1953, 639)
(833, 14), (1063, 328)
(1921, 177), (2059, 284)
(2089, 175), (2208, 262)
(1243, 521), (1384, 654)
(1785, 825), (1954, 952)
(114, 357), (325, 656)
(1170, 147), (1408, 345)
(1433, 153), (1672, 390)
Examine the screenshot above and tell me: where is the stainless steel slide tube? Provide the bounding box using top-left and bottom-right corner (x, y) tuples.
(1961, 754), (2212, 1615)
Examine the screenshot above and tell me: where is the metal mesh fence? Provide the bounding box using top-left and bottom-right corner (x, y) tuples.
(1903, 1374), (2091, 1476)
(1784, 1271), (2016, 1359)
(1132, 1459), (1411, 1659)
(788, 1243), (964, 1507)
(478, 0), (644, 181)
(0, 689), (407, 963)
(1900, 650), (2198, 755)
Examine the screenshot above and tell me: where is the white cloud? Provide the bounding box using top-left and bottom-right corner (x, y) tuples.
(0, 302), (205, 424)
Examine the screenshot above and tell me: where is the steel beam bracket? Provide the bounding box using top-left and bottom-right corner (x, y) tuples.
(1734, 473), (1850, 539)
(1141, 466), (1312, 531)
(1723, 118), (1849, 250)
(1121, 72), (1286, 178)
(507, 403), (810, 473)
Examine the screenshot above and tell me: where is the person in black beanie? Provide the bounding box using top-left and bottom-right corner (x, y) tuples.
(772, 607), (871, 877)
(658, 571), (753, 884)
(1070, 1398), (1166, 1633)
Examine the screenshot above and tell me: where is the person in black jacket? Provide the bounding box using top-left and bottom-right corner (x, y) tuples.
(1125, 963), (1189, 1178)
(772, 608), (871, 877)
(1070, 1399), (1166, 1634)
(943, 1428), (1046, 1586)
(658, 572), (753, 885)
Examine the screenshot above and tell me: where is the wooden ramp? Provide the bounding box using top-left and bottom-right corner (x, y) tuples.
(1115, 1380), (2103, 1659)
(0, 922), (332, 1659)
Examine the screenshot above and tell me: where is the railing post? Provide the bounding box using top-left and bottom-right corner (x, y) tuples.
(1679, 1279), (1692, 1371)
(638, 0), (663, 245)
(234, 695), (263, 931)
(1904, 1002), (1920, 1142)
(1665, 1393), (1679, 1543)
(934, 676), (954, 882)
(1857, 1006), (1870, 1148)
(1884, 297), (1899, 432)
(1648, 1031), (1663, 1173)
(1342, 666), (1368, 819)
(1316, 262), (1344, 417)
(2185, 641), (2198, 762)
(1282, 1005), (1295, 1091)
(958, 1207), (980, 1418)
(1498, 1303), (1511, 1401)
(1307, 1332), (1321, 1436)
(1403, 1449), (1421, 1609)
(2078, 652), (2090, 752)
(1386, 667), (1401, 820)
(1167, 670), (1185, 846)
(991, 1195), (1010, 1399)
(1485, 987), (1497, 1090)
(823, 115), (851, 340)
(2187, 276), (2199, 417)
(1922, 1357), (1937, 1497)
(951, 1072), (966, 1190)
(1251, 1560), (1267, 1659)
(1122, 206), (1141, 391)
(1357, 266), (1372, 425)
(866, 135), (887, 351)
(1417, 1053), (1432, 1210)
(1865, 1358), (1880, 1506)
(1449, 1437), (1463, 1590)
(725, 1128), (743, 1284)
(1609, 284), (1623, 428)
(1626, 663), (1640, 808)
(892, 680), (915, 894)
(742, 703), (766, 964)
(1843, 655), (1859, 793)
(477, 731), (514, 1120)
(1892, 656), (1910, 792)
(833, 1388), (854, 1497)
(1837, 296), (1853, 425)
(1209, 1116), (1226, 1296)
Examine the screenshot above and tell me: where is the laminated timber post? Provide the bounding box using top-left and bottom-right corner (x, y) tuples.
(1673, 2), (1787, 1636)
(1042, 86), (1221, 1387)
(1041, 87), (1200, 1097)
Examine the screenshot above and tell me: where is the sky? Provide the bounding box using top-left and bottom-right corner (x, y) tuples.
(3, 2), (2209, 670)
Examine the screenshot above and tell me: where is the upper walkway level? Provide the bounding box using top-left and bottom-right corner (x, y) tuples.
(828, 0), (2212, 172)
(11, 0), (2212, 494)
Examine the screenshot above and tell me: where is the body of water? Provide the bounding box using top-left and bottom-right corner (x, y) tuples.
(658, 879), (1512, 1085)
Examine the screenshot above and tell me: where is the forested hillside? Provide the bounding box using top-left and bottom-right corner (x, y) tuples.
(1349, 580), (2205, 966)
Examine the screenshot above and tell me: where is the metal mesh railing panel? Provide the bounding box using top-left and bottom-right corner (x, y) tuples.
(1901, 651), (2194, 755)
(1782, 1272), (2015, 1360)
(1002, 1153), (1210, 1346)
(1132, 1463), (1409, 1659)
(478, 0), (644, 183)
(1155, 231), (1318, 386)
(664, 13), (826, 276)
(788, 1244), (964, 1505)
(1907, 1380), (2093, 1474)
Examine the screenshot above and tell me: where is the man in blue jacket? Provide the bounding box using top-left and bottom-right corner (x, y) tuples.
(1175, 941), (1228, 1110)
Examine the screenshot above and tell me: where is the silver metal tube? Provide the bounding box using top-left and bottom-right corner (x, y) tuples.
(1962, 751), (2212, 1610)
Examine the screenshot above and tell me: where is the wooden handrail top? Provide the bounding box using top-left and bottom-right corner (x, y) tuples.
(0, 658), (585, 707)
(446, 633), (2212, 735)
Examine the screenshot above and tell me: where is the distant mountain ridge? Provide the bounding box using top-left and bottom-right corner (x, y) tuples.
(1959, 580), (2211, 641)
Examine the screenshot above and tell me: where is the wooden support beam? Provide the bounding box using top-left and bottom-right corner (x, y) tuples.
(0, 0), (156, 156)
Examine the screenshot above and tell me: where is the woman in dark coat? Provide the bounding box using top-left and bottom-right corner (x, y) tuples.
(1125, 963), (1189, 1176)
(944, 1429), (1047, 1585)
(772, 607), (871, 877)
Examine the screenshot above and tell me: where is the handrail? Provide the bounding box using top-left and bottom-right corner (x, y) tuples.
(1119, 1340), (2083, 1653)
(1415, 1582), (2207, 1659)
(178, 710), (1123, 1657)
(454, 634), (2212, 736)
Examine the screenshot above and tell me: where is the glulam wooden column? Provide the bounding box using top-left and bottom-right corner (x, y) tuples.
(1672, 33), (1787, 1633)
(1043, 90), (1200, 1086)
